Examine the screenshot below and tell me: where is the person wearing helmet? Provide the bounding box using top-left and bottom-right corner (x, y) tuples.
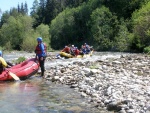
(0, 51), (2, 56)
(84, 43), (91, 54)
(80, 45), (86, 55)
(61, 45), (71, 53)
(35, 37), (47, 77)
(74, 47), (80, 56)
(70, 44), (75, 56)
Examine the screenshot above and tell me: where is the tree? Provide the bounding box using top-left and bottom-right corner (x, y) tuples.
(131, 1), (150, 51)
(114, 19), (133, 52)
(90, 6), (118, 51)
(18, 4), (21, 13)
(24, 2), (28, 15)
(30, 0), (39, 18)
(45, 0), (57, 24)
(0, 15), (34, 50)
(21, 3), (25, 14)
(36, 0), (46, 26)
(10, 8), (19, 17)
(36, 24), (50, 49)
(0, 11), (10, 27)
(73, 4), (91, 44)
(65, 0), (88, 8)
(103, 0), (146, 19)
(50, 8), (76, 49)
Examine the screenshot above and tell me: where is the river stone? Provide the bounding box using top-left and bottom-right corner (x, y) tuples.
(42, 53), (150, 113)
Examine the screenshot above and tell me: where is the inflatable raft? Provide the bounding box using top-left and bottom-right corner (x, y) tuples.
(59, 51), (93, 58)
(0, 58), (39, 81)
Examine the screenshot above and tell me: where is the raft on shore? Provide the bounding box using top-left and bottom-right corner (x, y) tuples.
(0, 58), (39, 81)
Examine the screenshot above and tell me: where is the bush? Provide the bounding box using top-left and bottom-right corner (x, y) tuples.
(21, 35), (37, 52)
(14, 57), (26, 64)
(143, 46), (150, 54)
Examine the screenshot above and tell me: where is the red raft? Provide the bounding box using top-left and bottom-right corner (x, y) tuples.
(0, 58), (39, 81)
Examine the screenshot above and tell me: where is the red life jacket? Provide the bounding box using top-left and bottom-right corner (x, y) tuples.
(35, 43), (47, 54)
(62, 47), (70, 53)
(74, 49), (80, 56)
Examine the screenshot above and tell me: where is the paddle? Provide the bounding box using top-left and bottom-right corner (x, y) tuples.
(6, 69), (20, 81)
(8, 71), (20, 81)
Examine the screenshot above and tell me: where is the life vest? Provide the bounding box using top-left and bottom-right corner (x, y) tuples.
(0, 57), (7, 72)
(74, 49), (80, 56)
(35, 43), (47, 55)
(0, 57), (7, 68)
(62, 47), (70, 53)
(81, 46), (86, 53)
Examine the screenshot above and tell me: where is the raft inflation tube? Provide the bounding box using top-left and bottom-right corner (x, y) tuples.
(59, 51), (93, 58)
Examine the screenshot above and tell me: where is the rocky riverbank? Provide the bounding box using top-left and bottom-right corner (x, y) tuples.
(43, 53), (150, 113)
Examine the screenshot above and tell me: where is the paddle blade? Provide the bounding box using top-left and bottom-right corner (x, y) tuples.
(9, 72), (20, 81)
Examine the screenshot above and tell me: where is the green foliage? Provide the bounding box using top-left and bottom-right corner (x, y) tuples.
(21, 24), (50, 52)
(87, 0), (103, 11)
(21, 33), (37, 52)
(0, 2), (29, 28)
(0, 16), (17, 47)
(65, 0), (88, 8)
(14, 57), (26, 64)
(73, 4), (91, 45)
(0, 15), (34, 50)
(143, 46), (150, 54)
(4, 41), (13, 51)
(36, 24), (50, 49)
(90, 6), (118, 51)
(0, 11), (10, 27)
(0, 46), (3, 50)
(30, 0), (39, 18)
(131, 1), (150, 51)
(0, 13), (50, 52)
(114, 20), (134, 52)
(50, 8), (76, 49)
(1, 0), (150, 53)
(103, 0), (146, 19)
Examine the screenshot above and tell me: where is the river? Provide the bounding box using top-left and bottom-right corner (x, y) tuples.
(1, 51), (131, 113)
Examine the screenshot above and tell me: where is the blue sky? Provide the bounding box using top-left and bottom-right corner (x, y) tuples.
(0, 0), (35, 14)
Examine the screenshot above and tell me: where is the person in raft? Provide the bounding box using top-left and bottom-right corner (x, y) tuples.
(35, 37), (47, 77)
(73, 47), (80, 56)
(0, 51), (12, 73)
(61, 44), (71, 54)
(84, 43), (91, 54)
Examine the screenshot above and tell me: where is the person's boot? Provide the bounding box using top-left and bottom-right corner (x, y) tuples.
(41, 72), (44, 77)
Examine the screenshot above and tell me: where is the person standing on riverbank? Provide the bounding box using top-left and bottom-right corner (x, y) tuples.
(35, 37), (47, 77)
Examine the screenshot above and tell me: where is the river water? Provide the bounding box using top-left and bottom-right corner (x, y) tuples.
(1, 51), (131, 113)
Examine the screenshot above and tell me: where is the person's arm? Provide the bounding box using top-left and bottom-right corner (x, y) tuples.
(34, 45), (38, 60)
(40, 43), (45, 56)
(61, 48), (65, 52)
(6, 61), (14, 68)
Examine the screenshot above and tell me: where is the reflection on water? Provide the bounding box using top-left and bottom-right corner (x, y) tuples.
(0, 76), (109, 113)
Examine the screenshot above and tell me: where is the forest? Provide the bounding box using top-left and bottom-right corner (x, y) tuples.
(0, 0), (150, 53)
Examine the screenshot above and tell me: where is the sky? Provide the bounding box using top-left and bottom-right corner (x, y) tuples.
(0, 0), (35, 15)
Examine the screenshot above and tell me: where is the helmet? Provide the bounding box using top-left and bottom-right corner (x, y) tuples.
(37, 37), (42, 42)
(0, 51), (2, 56)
